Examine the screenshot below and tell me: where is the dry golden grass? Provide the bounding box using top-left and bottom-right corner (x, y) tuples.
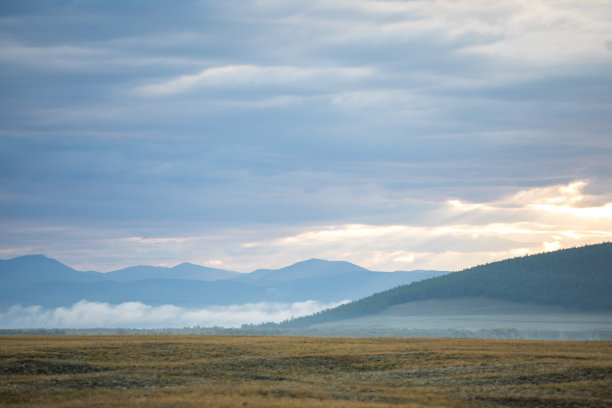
(1, 335), (611, 407)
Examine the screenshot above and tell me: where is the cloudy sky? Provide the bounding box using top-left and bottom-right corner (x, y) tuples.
(1, 0), (611, 273)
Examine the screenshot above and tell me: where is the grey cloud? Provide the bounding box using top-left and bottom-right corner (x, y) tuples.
(1, 0), (611, 271)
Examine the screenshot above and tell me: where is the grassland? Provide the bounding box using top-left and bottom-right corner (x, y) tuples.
(1, 335), (611, 407)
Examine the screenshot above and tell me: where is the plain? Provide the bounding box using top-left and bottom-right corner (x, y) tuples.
(1, 335), (611, 407)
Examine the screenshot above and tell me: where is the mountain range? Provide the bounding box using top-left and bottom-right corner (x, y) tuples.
(0, 256), (448, 309)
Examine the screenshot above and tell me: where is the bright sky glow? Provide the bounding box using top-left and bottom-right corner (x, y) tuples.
(1, 1), (611, 272)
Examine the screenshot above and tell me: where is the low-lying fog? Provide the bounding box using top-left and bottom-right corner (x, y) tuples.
(312, 298), (612, 331)
(0, 300), (348, 329)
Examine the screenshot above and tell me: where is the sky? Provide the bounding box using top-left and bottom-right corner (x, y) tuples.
(1, 0), (612, 273)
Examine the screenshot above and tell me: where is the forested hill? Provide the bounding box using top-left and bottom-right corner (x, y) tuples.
(280, 243), (612, 328)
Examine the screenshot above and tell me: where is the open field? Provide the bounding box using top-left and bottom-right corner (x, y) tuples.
(1, 336), (611, 407)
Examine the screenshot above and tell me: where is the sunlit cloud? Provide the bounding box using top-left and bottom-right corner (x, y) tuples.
(517, 181), (612, 219)
(232, 181), (612, 271)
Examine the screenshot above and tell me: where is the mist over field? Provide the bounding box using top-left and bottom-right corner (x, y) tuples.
(0, 300), (347, 329)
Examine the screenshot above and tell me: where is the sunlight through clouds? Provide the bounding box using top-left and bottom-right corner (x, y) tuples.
(1, 180), (610, 273)
(231, 181), (612, 271)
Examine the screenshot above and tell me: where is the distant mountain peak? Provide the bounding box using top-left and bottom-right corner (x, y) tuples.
(5, 254), (72, 268)
(256, 257), (369, 281)
(11, 254), (53, 261)
(173, 262), (197, 268)
(291, 258), (329, 265)
(287, 258), (363, 267)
